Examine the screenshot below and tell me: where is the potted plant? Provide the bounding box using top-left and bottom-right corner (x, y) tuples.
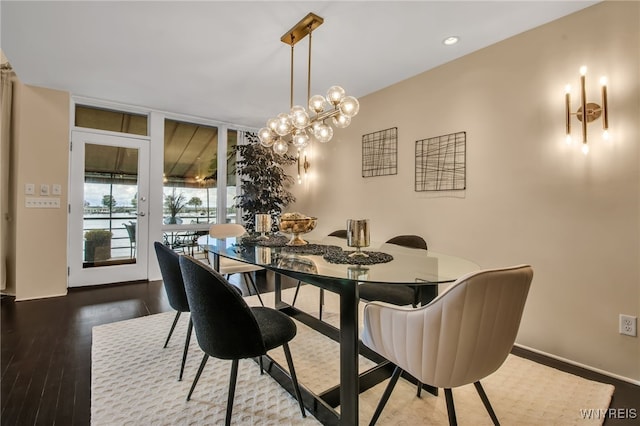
(84, 229), (113, 262)
(234, 133), (296, 232)
(164, 188), (186, 224)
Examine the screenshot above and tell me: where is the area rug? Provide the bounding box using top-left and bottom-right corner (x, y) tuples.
(92, 285), (614, 425)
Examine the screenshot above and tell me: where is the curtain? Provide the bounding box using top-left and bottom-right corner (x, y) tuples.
(0, 63), (14, 291)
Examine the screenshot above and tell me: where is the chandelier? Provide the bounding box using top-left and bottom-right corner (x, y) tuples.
(258, 13), (359, 154)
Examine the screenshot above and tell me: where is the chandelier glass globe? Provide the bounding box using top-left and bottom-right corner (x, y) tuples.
(267, 117), (279, 133)
(308, 95), (326, 114)
(326, 86), (346, 106)
(314, 123), (333, 143)
(332, 113), (351, 128)
(290, 105), (310, 129)
(292, 129), (310, 148)
(273, 138), (289, 155)
(339, 96), (359, 117)
(258, 127), (275, 147)
(275, 113), (292, 136)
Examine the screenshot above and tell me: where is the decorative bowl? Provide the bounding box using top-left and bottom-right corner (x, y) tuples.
(279, 216), (317, 246)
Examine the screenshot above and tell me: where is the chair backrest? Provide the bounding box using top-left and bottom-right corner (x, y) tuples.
(327, 229), (348, 239)
(363, 264), (533, 389)
(179, 255), (266, 360)
(209, 223), (248, 239)
(153, 241), (189, 312)
(385, 235), (427, 250)
(123, 222), (136, 243)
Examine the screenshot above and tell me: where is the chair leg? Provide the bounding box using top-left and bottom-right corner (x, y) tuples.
(225, 359), (239, 426)
(282, 343), (306, 418)
(292, 282), (324, 321)
(444, 388), (458, 426)
(244, 273), (264, 306)
(164, 311), (181, 348)
(474, 381), (500, 425)
(369, 365), (402, 426)
(187, 354), (209, 401)
(416, 380), (423, 397)
(178, 318), (193, 381)
(292, 280), (302, 306)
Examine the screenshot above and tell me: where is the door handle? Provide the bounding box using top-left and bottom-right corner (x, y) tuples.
(138, 211), (146, 217)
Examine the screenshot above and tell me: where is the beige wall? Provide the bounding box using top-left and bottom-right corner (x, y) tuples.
(10, 81), (69, 300)
(292, 2), (640, 382)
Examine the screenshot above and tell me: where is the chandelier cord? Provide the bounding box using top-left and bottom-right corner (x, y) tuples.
(290, 34), (295, 109)
(307, 25), (313, 107)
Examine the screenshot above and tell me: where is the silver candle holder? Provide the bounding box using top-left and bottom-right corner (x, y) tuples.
(255, 246), (271, 264)
(347, 219), (370, 257)
(255, 214), (271, 240)
(347, 265), (369, 280)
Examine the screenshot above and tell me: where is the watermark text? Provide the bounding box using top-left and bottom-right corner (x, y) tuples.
(580, 408), (637, 420)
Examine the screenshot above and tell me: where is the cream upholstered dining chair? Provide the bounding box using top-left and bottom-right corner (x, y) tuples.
(207, 223), (264, 306)
(361, 264), (533, 426)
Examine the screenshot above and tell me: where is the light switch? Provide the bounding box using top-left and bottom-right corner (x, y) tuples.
(52, 184), (62, 195)
(25, 183), (35, 195)
(40, 184), (49, 196)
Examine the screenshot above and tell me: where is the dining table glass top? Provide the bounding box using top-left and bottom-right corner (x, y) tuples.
(197, 234), (479, 286)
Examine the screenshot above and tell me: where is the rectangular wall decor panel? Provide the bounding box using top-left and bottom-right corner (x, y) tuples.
(362, 127), (398, 178)
(415, 131), (466, 191)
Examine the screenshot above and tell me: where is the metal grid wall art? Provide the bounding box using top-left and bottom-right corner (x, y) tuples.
(362, 127), (398, 178)
(415, 131), (466, 191)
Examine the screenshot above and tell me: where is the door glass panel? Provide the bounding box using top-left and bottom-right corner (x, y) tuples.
(75, 105), (148, 136)
(83, 143), (139, 268)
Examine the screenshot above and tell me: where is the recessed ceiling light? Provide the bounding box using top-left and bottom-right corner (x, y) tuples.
(443, 36), (459, 46)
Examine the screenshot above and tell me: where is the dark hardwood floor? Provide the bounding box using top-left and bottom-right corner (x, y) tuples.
(2, 278), (638, 425)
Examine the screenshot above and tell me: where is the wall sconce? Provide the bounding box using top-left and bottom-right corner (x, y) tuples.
(565, 66), (609, 154)
(297, 149), (310, 184)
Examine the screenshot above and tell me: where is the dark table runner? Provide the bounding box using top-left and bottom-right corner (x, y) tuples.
(240, 234), (393, 265)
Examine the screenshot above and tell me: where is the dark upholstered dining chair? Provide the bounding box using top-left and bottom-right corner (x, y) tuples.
(291, 229), (347, 320)
(358, 235), (428, 307)
(362, 265), (534, 426)
(153, 241), (192, 381)
(179, 255), (306, 425)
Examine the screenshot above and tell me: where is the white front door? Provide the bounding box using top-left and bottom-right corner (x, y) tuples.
(68, 131), (150, 287)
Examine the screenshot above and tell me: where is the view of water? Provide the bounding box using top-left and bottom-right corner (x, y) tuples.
(83, 213), (216, 259)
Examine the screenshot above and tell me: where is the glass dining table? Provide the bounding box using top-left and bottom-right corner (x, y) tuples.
(198, 233), (480, 426)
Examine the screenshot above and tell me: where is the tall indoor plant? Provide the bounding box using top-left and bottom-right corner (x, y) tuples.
(234, 133), (296, 232)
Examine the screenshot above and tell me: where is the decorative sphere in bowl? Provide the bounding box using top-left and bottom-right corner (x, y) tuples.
(279, 213), (317, 246)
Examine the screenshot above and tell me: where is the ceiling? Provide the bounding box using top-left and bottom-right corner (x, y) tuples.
(1, 1), (598, 130)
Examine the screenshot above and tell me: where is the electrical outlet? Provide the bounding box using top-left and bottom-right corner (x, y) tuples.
(619, 314), (637, 337)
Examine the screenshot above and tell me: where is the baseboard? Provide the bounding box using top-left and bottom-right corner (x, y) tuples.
(15, 291), (68, 302)
(514, 343), (640, 386)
